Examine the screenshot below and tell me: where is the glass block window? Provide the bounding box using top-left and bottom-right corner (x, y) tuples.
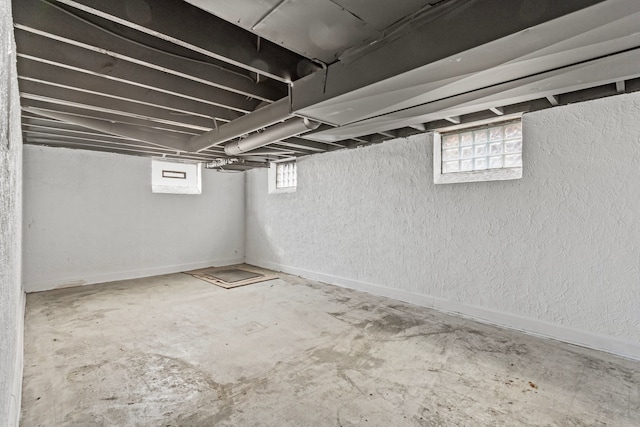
(441, 120), (522, 174)
(433, 117), (523, 184)
(276, 161), (297, 189)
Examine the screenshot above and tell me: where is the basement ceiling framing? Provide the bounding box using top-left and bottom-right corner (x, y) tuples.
(11, 0), (640, 170)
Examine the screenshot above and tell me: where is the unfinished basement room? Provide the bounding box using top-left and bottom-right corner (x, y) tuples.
(2, 0), (640, 425)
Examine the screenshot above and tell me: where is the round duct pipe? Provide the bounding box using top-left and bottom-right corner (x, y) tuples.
(224, 117), (320, 156)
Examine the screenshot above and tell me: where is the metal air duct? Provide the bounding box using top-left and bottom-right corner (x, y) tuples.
(224, 117), (320, 155)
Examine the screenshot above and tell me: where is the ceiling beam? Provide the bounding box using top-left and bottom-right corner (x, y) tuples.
(303, 47), (640, 142)
(24, 137), (216, 161)
(13, 0), (287, 102)
(19, 81), (218, 131)
(14, 29), (258, 114)
(23, 129), (175, 151)
(17, 56), (240, 123)
(22, 98), (200, 136)
(24, 107), (191, 151)
(291, 0), (605, 115)
(546, 95), (560, 106)
(49, 0), (313, 83)
(276, 137), (331, 153)
(22, 124), (228, 155)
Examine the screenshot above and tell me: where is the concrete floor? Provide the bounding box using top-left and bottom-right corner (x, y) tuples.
(21, 267), (640, 426)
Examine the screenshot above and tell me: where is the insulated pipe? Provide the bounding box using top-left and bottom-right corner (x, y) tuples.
(188, 98), (291, 152)
(224, 117), (320, 156)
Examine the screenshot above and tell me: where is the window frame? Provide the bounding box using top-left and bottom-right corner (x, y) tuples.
(433, 115), (523, 184)
(268, 160), (297, 194)
(151, 159), (202, 194)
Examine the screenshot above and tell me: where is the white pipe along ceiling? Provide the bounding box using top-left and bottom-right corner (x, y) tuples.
(12, 0), (640, 170)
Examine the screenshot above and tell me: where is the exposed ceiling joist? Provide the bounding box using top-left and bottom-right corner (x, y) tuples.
(12, 0), (640, 166)
(15, 29), (257, 114)
(50, 0), (314, 83)
(546, 95), (560, 106)
(13, 0), (287, 102)
(17, 58), (237, 123)
(291, 0), (606, 118)
(24, 107), (191, 151)
(298, 0), (640, 142)
(304, 47), (640, 142)
(20, 82), (217, 131)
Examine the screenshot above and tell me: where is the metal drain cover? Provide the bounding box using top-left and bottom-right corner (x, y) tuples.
(204, 269), (262, 283)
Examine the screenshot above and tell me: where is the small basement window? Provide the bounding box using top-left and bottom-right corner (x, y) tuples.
(433, 117), (523, 184)
(268, 161), (296, 194)
(151, 159), (201, 194)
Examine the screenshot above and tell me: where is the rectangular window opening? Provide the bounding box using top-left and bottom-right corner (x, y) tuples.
(152, 159), (201, 194)
(434, 117), (523, 184)
(276, 161), (297, 189)
(162, 170), (187, 179)
(268, 160), (297, 194)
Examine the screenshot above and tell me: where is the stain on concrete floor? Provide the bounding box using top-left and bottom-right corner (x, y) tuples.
(20, 268), (640, 426)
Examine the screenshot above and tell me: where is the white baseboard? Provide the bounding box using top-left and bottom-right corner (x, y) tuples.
(248, 258), (640, 361)
(23, 257), (246, 293)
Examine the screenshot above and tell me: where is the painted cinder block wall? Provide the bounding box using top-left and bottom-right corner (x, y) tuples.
(0, 0), (24, 424)
(22, 146), (246, 292)
(246, 92), (640, 359)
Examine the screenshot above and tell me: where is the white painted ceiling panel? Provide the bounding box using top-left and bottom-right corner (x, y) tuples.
(253, 0), (381, 63)
(332, 0), (431, 30)
(183, 0), (283, 28)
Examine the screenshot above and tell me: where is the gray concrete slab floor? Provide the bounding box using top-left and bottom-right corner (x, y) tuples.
(20, 267), (640, 426)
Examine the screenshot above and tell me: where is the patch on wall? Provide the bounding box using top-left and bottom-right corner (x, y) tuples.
(184, 265), (277, 289)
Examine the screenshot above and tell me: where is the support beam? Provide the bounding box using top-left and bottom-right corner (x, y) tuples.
(23, 129), (198, 154)
(546, 95), (560, 106)
(13, 0), (286, 102)
(444, 116), (461, 124)
(275, 137), (331, 152)
(17, 56), (241, 123)
(50, 0), (313, 83)
(22, 98), (200, 135)
(616, 80), (626, 93)
(377, 130), (397, 138)
(292, 0), (605, 115)
(15, 29), (258, 114)
(24, 137), (216, 161)
(489, 107), (504, 116)
(21, 124), (229, 155)
(23, 107), (191, 151)
(303, 48), (640, 142)
(19, 81), (218, 131)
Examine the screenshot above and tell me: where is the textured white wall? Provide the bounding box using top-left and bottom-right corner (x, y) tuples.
(23, 146), (245, 292)
(0, 0), (24, 424)
(246, 92), (640, 359)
